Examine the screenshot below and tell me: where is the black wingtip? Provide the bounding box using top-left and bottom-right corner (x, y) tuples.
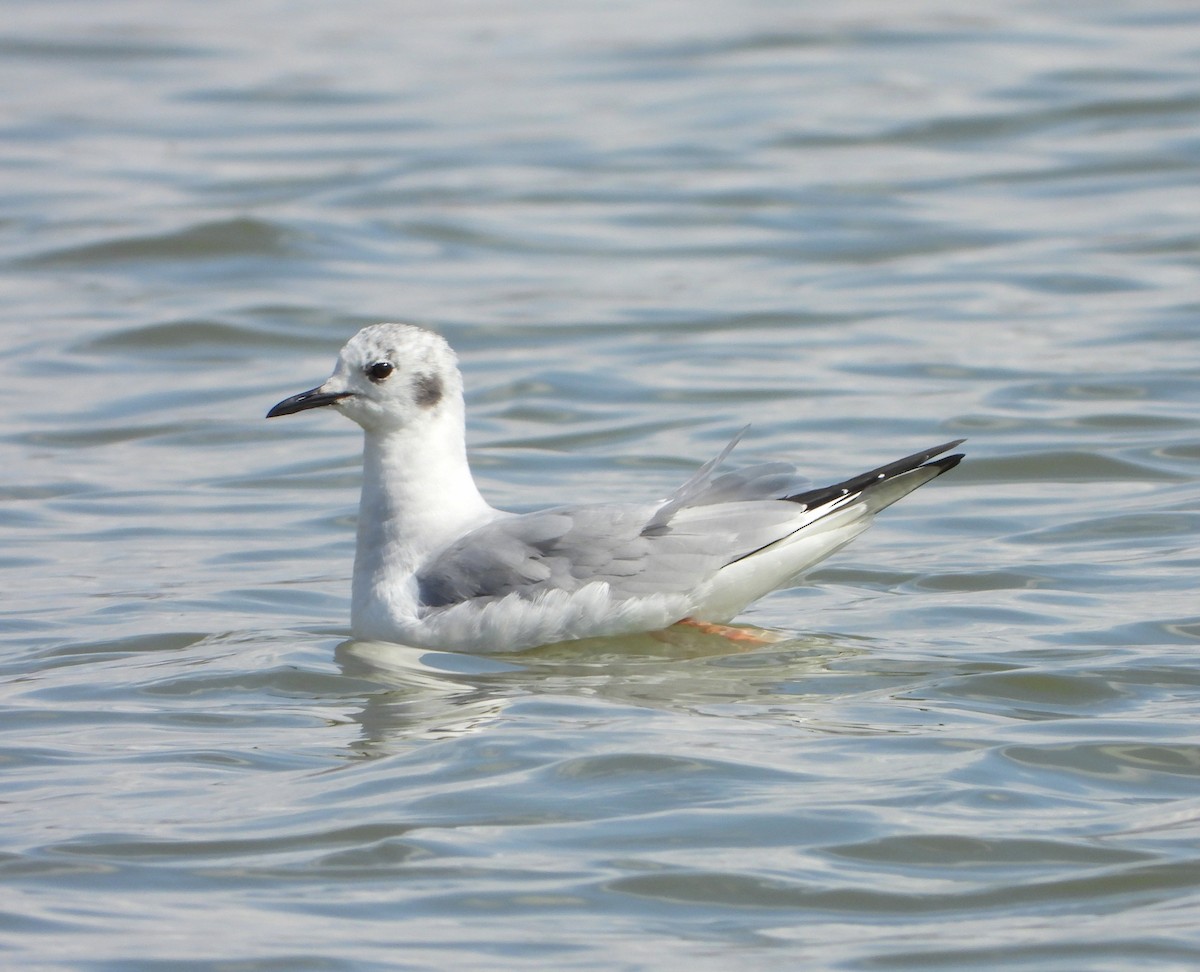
(918, 438), (966, 463)
(784, 438), (966, 510)
(927, 451), (965, 476)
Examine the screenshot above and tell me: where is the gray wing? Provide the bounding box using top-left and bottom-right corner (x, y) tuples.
(414, 432), (964, 611)
(416, 430), (808, 609)
(415, 503), (737, 607)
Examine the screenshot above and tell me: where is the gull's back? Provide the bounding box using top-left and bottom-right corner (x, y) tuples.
(414, 436), (964, 636)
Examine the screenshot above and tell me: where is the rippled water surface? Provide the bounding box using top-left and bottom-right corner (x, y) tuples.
(4, 1), (1200, 969)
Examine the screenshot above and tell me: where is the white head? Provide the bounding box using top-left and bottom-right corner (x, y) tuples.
(268, 323), (463, 433)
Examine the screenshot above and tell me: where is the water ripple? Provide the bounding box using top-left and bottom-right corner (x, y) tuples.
(3, 1), (1200, 969)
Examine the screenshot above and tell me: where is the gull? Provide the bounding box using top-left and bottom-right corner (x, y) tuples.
(268, 324), (964, 652)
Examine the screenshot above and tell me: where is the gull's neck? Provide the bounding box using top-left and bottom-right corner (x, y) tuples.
(351, 405), (492, 633)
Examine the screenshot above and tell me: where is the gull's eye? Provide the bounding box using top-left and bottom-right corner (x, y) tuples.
(366, 361), (394, 383)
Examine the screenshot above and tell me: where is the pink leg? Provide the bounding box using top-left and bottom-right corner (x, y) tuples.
(676, 618), (773, 644)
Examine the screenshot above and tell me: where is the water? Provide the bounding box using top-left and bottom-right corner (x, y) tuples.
(3, 0), (1200, 968)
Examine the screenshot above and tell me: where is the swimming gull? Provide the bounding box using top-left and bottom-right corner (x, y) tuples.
(268, 323), (964, 652)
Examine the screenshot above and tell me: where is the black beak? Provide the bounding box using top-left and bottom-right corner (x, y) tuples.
(266, 387), (352, 418)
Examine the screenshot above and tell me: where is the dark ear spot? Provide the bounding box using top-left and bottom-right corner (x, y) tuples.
(414, 373), (443, 408)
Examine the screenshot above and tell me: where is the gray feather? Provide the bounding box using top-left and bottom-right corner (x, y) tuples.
(416, 501), (732, 609)
(415, 433), (963, 612)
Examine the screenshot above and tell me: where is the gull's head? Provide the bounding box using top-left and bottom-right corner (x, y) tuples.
(267, 323), (462, 433)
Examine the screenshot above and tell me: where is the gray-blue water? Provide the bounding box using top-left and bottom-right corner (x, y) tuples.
(4, 1), (1200, 969)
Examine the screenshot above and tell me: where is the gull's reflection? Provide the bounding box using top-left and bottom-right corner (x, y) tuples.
(335, 622), (874, 755)
(336, 639), (518, 749)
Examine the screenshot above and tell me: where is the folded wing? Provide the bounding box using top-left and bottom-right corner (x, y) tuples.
(415, 434), (964, 618)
